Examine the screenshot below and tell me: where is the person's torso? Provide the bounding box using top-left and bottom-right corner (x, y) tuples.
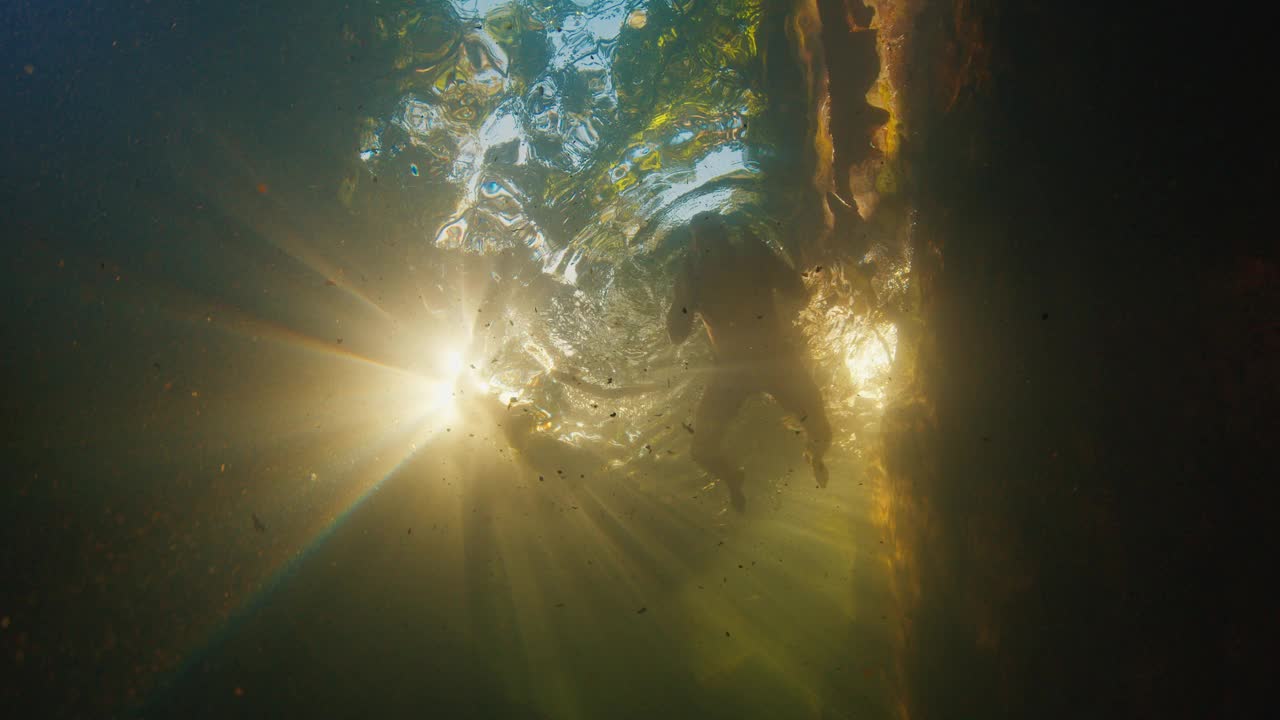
(690, 247), (798, 361)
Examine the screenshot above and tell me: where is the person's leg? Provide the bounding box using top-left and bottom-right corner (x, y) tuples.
(767, 360), (833, 487)
(692, 372), (749, 511)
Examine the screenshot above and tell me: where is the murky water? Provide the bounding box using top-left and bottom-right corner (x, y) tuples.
(9, 2), (1272, 718)
(2, 1), (916, 717)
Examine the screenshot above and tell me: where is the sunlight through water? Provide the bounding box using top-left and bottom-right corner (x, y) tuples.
(138, 1), (920, 717)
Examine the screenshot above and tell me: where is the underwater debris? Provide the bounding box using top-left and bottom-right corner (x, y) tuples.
(251, 513), (265, 532)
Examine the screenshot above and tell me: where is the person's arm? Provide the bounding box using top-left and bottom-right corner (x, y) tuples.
(667, 265), (695, 344)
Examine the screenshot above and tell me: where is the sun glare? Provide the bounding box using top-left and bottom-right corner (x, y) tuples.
(440, 349), (464, 376)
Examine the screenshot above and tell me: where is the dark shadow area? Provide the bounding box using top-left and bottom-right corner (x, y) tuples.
(886, 1), (1275, 717)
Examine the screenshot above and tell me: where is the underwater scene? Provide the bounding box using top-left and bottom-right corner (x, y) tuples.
(7, 0), (1271, 718)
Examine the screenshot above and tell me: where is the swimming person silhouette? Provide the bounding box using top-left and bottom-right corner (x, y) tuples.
(667, 212), (832, 511)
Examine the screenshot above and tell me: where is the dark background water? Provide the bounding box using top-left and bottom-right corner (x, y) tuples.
(3, 1), (1276, 719)
(893, 1), (1276, 718)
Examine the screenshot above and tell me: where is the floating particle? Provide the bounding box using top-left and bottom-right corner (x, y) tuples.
(23, 64), (35, 75)
(256, 183), (268, 195)
(636, 607), (647, 614)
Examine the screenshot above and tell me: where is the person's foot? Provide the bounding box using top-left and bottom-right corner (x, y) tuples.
(725, 470), (746, 513)
(807, 452), (829, 488)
